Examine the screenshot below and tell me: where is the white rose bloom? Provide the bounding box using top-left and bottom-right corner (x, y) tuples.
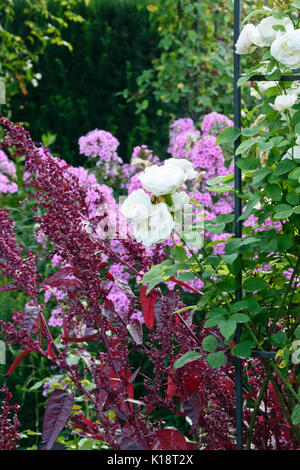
(257, 16), (294, 46)
(133, 202), (174, 247)
(271, 29), (300, 68)
(235, 24), (261, 55)
(250, 81), (277, 99)
(164, 158), (198, 180)
(282, 135), (300, 160)
(120, 189), (151, 223)
(139, 163), (185, 196)
(171, 191), (190, 212)
(271, 93), (298, 112)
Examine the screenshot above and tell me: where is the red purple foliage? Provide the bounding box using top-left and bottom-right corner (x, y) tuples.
(0, 118), (299, 450)
(0, 387), (21, 450)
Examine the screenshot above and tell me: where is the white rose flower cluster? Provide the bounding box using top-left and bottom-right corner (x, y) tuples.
(121, 158), (197, 247)
(236, 15), (300, 69)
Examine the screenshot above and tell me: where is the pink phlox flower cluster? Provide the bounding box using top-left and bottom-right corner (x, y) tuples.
(169, 118), (196, 140)
(78, 129), (121, 164)
(209, 232), (233, 255)
(168, 130), (200, 160)
(49, 306), (64, 327)
(191, 135), (225, 175)
(0, 150), (17, 194)
(201, 112), (234, 137)
(243, 213), (282, 232)
(0, 150), (17, 178)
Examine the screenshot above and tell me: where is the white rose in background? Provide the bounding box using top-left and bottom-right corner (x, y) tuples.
(282, 135), (300, 160)
(165, 158), (198, 180)
(171, 191), (190, 212)
(133, 203), (174, 247)
(120, 188), (151, 223)
(250, 81), (277, 99)
(271, 93), (298, 112)
(271, 30), (300, 68)
(235, 24), (262, 55)
(257, 16), (294, 46)
(139, 163), (185, 196)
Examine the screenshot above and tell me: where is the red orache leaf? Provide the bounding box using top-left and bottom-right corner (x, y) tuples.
(127, 320), (143, 345)
(167, 373), (177, 399)
(42, 389), (74, 450)
(40, 266), (82, 293)
(3, 348), (32, 376)
(153, 429), (188, 450)
(46, 343), (56, 360)
(169, 276), (203, 295)
(180, 392), (202, 430)
(0, 283), (18, 293)
(140, 285), (160, 330)
(61, 333), (99, 343)
(102, 299), (115, 322)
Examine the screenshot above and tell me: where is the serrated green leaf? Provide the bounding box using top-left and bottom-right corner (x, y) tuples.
(243, 277), (267, 292)
(207, 351), (227, 369)
(173, 351), (201, 370)
(202, 335), (218, 353)
(216, 126), (241, 145)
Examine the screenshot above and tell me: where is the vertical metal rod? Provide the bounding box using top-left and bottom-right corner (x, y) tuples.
(234, 0), (243, 451)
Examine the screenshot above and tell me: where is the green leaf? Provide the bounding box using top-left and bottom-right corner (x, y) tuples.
(243, 277), (267, 292)
(273, 159), (296, 177)
(202, 335), (218, 353)
(216, 126), (241, 145)
(171, 246), (187, 261)
(289, 167), (300, 180)
(207, 351), (227, 369)
(225, 238), (242, 254)
(231, 313), (250, 323)
(231, 341), (254, 358)
(204, 315), (226, 328)
(241, 127), (261, 137)
(265, 184), (282, 202)
(252, 168), (271, 187)
(218, 319), (237, 340)
(173, 351), (201, 370)
(236, 138), (259, 155)
(273, 204), (293, 219)
(236, 157), (259, 170)
(232, 299), (262, 314)
(221, 253), (239, 264)
(291, 404), (300, 426)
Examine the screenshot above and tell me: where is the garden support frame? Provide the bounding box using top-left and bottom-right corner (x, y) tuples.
(233, 0), (300, 450)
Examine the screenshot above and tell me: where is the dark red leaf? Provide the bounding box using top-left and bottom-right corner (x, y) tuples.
(127, 320), (143, 345)
(46, 343), (56, 360)
(0, 283), (18, 293)
(3, 347), (31, 376)
(105, 272), (114, 281)
(42, 389), (74, 450)
(40, 266), (82, 293)
(154, 290), (175, 328)
(102, 299), (115, 322)
(61, 333), (99, 343)
(153, 429), (188, 450)
(180, 392), (202, 430)
(140, 286), (160, 330)
(169, 276), (203, 295)
(114, 277), (136, 301)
